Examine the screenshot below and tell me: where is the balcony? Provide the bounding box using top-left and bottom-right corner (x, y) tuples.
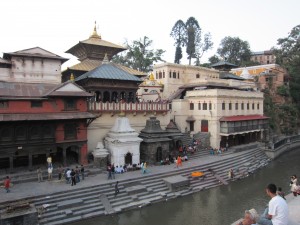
(88, 102), (170, 114)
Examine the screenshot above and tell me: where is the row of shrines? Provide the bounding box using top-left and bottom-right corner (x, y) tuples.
(0, 24), (281, 171)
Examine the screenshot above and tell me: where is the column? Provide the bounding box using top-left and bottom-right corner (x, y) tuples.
(28, 152), (33, 170)
(9, 156), (13, 173)
(63, 148), (67, 166)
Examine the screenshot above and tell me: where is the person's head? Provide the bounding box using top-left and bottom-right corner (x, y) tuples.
(278, 187), (282, 192)
(266, 183), (277, 196)
(6, 176), (9, 179)
(243, 208), (259, 225)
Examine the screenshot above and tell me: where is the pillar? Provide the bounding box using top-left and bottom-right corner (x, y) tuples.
(63, 148), (67, 166)
(9, 156), (13, 172)
(28, 152), (33, 170)
(80, 144), (88, 165)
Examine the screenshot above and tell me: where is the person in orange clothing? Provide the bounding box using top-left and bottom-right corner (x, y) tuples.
(176, 156), (182, 168)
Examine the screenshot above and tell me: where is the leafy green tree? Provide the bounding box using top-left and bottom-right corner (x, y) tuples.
(273, 25), (300, 110)
(208, 55), (221, 65)
(217, 36), (251, 65)
(170, 20), (186, 64)
(112, 36), (165, 72)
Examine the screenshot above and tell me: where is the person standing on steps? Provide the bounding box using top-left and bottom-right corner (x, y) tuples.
(80, 165), (85, 180)
(37, 167), (43, 182)
(114, 181), (119, 197)
(4, 176), (11, 193)
(107, 164), (112, 180)
(70, 169), (76, 186)
(111, 164), (115, 179)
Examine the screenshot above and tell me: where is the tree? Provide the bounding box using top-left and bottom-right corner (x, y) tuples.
(273, 25), (300, 110)
(170, 20), (186, 64)
(194, 32), (213, 66)
(112, 36), (165, 73)
(217, 36), (251, 66)
(208, 55), (221, 65)
(185, 17), (200, 65)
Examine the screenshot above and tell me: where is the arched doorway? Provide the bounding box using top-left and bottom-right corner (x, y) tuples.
(66, 146), (79, 164)
(95, 91), (102, 102)
(112, 92), (118, 102)
(103, 91), (110, 103)
(125, 152), (132, 165)
(156, 147), (163, 162)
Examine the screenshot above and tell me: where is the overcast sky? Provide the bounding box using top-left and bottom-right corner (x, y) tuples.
(1, 0), (299, 68)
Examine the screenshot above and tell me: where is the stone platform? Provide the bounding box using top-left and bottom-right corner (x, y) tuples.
(163, 175), (190, 191)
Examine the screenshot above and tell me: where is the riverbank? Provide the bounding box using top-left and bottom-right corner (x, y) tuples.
(232, 193), (300, 225)
(0, 146), (271, 225)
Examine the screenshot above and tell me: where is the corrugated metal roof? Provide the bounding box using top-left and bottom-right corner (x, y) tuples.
(0, 81), (92, 98)
(219, 72), (245, 80)
(0, 112), (95, 122)
(113, 64), (147, 76)
(80, 38), (126, 50)
(67, 59), (101, 71)
(211, 61), (238, 68)
(75, 63), (142, 82)
(220, 115), (269, 122)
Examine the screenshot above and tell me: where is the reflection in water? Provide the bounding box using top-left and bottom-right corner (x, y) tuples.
(72, 149), (300, 225)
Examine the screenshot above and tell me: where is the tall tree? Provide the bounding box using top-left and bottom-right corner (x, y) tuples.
(274, 24), (300, 110)
(194, 32), (213, 66)
(112, 36), (165, 72)
(170, 20), (186, 64)
(185, 17), (200, 65)
(217, 36), (251, 66)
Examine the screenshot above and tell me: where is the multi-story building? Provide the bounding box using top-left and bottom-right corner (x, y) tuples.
(0, 48), (95, 171)
(251, 50), (276, 65)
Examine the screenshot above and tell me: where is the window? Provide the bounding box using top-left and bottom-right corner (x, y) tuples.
(252, 103), (255, 110)
(209, 103), (212, 110)
(0, 127), (13, 141)
(15, 127), (26, 140)
(201, 120), (208, 132)
(31, 101), (42, 108)
(229, 103), (232, 110)
(190, 103), (194, 110)
(257, 103), (260, 110)
(203, 103), (207, 110)
(0, 101), (8, 108)
(196, 74), (200, 78)
(198, 103), (201, 110)
(241, 103), (244, 110)
(65, 99), (76, 110)
(64, 123), (77, 140)
(42, 125), (54, 138)
(235, 103), (238, 110)
(169, 72), (171, 78)
(247, 103), (249, 110)
(177, 72), (180, 79)
(189, 121), (194, 132)
(156, 72), (158, 79)
(159, 72), (162, 79)
(173, 72), (176, 78)
(222, 102), (225, 110)
(163, 71), (165, 78)
(29, 126), (40, 139)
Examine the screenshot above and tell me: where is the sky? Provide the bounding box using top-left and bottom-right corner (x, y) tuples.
(1, 0), (299, 69)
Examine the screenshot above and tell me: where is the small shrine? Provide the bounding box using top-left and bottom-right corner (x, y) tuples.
(165, 119), (184, 152)
(139, 117), (172, 164)
(104, 114), (142, 166)
(137, 73), (164, 102)
(92, 142), (109, 168)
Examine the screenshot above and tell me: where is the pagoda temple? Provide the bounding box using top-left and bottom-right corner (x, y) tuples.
(62, 23), (146, 82)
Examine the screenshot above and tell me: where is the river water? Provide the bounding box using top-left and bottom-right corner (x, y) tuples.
(73, 149), (300, 225)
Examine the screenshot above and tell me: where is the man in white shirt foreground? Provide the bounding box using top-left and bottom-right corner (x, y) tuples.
(258, 183), (289, 225)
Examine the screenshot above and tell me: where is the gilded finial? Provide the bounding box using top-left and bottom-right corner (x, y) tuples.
(70, 73), (75, 81)
(90, 21), (101, 39)
(149, 73), (155, 81)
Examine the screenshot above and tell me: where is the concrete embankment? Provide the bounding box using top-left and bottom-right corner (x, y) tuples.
(0, 146), (270, 225)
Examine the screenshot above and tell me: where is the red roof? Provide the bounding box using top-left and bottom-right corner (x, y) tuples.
(220, 115), (269, 122)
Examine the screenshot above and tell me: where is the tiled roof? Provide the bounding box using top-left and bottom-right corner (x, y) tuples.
(75, 63), (142, 82)
(220, 115), (269, 122)
(211, 61), (238, 68)
(219, 72), (245, 80)
(3, 47), (68, 63)
(80, 38), (126, 50)
(66, 59), (101, 71)
(65, 60), (147, 77)
(0, 112), (95, 122)
(0, 81), (91, 98)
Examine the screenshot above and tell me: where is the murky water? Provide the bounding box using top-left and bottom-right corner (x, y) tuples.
(72, 149), (300, 225)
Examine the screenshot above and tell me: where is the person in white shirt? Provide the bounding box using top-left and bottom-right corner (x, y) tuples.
(258, 183), (288, 225)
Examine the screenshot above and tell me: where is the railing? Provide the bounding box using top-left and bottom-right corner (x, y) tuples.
(88, 102), (169, 113)
(273, 135), (300, 149)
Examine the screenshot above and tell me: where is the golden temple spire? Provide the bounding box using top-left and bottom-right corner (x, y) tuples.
(70, 73), (75, 81)
(149, 73), (155, 81)
(102, 53), (109, 64)
(90, 21), (101, 39)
